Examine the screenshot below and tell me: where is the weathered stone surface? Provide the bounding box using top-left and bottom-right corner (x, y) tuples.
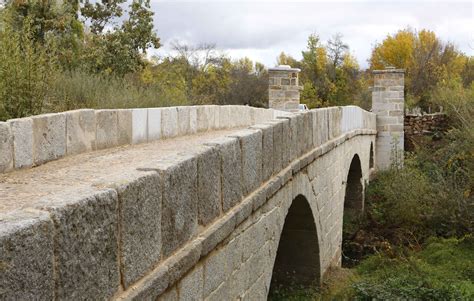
(177, 106), (191, 136)
(113, 171), (162, 288)
(122, 265), (169, 301)
(250, 124), (273, 182)
(277, 117), (291, 166)
(197, 147), (221, 226)
(303, 111), (313, 151)
(8, 118), (33, 169)
(166, 240), (202, 285)
(65, 109), (96, 155)
(328, 107), (342, 139)
(178, 264), (203, 301)
(148, 108), (162, 141)
(197, 106), (212, 132)
(229, 129), (263, 196)
(34, 188), (120, 300)
(0, 210), (54, 300)
(158, 287), (178, 301)
(32, 113), (66, 165)
(189, 106), (197, 134)
(117, 109), (133, 145)
(203, 248), (228, 297)
(205, 281), (230, 301)
(288, 115), (298, 162)
(0, 122), (13, 172)
(266, 120), (284, 173)
(162, 107), (179, 138)
(200, 212), (236, 257)
(132, 108), (148, 144)
(218, 106), (231, 129)
(160, 156), (198, 257)
(205, 137), (242, 212)
(96, 110), (119, 149)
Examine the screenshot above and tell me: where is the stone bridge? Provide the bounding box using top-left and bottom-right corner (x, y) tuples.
(0, 68), (404, 300)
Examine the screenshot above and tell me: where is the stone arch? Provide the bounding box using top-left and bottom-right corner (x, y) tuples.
(269, 194), (320, 295)
(342, 154), (364, 267)
(369, 142), (374, 169)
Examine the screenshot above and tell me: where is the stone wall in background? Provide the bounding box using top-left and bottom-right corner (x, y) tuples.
(404, 113), (448, 151)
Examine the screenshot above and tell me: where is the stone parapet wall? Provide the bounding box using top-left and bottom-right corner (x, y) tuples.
(0, 106), (275, 174)
(0, 105), (375, 300)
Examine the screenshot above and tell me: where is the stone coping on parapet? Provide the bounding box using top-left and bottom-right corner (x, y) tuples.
(268, 65), (301, 72)
(0, 106), (278, 174)
(372, 68), (405, 74)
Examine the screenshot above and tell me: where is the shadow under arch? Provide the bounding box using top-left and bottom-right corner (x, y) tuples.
(269, 195), (320, 296)
(342, 154), (364, 267)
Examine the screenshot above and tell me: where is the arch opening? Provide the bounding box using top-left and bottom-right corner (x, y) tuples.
(269, 195), (320, 297)
(342, 154), (364, 267)
(369, 142), (374, 169)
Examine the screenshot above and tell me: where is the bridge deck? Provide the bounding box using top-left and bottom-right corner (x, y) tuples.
(0, 128), (242, 213)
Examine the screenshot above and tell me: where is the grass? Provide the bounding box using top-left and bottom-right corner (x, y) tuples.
(268, 236), (474, 300)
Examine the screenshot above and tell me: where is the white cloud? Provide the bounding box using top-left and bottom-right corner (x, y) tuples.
(149, 1), (474, 68)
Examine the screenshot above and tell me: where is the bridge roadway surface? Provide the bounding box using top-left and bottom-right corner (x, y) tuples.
(0, 128), (244, 212)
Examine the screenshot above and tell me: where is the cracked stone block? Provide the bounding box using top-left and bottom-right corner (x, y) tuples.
(32, 113), (66, 165)
(162, 107), (179, 138)
(65, 109), (96, 155)
(205, 137), (242, 212)
(113, 171), (162, 288)
(8, 118), (33, 169)
(197, 147), (221, 226)
(160, 156), (198, 257)
(0, 122), (13, 172)
(0, 210), (54, 300)
(34, 188), (120, 300)
(132, 108), (148, 144)
(96, 110), (119, 149)
(148, 108), (162, 141)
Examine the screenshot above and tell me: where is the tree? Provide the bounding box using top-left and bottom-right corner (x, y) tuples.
(81, 0), (160, 76)
(0, 11), (55, 119)
(370, 28), (469, 109)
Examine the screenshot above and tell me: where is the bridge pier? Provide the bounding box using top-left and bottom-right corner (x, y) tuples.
(372, 67), (405, 170)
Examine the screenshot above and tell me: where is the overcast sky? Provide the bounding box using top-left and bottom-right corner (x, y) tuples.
(149, 1), (473, 69)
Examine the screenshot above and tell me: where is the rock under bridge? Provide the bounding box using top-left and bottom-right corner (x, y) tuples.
(0, 68), (404, 300)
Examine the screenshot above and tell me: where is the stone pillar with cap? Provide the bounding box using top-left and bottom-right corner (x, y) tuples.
(372, 67), (405, 170)
(268, 65), (301, 111)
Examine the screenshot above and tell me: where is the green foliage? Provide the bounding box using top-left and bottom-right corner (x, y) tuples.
(0, 11), (55, 120)
(353, 236), (474, 300)
(281, 33), (369, 108)
(370, 28), (470, 109)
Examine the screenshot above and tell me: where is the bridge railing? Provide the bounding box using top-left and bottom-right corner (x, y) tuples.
(0, 106), (276, 174)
